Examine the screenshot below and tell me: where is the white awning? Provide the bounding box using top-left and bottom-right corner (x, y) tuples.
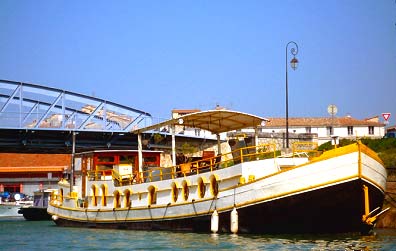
(132, 110), (268, 135)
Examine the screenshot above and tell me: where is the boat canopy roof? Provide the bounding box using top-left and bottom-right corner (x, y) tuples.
(133, 110), (268, 135)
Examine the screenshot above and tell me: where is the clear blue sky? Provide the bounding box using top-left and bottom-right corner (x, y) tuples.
(1, 1), (395, 124)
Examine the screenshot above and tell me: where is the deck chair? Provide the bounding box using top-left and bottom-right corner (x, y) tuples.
(213, 154), (222, 169)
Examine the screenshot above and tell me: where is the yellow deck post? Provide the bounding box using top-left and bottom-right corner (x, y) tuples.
(363, 185), (370, 217)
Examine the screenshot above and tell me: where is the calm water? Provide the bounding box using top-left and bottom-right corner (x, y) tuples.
(1, 218), (396, 251)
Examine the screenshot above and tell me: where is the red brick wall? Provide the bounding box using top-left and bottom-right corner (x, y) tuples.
(0, 153), (71, 167)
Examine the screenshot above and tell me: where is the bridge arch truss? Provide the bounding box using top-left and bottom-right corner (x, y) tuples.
(0, 79), (152, 153)
(0, 79), (152, 132)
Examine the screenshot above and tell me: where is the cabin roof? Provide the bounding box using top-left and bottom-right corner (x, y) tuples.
(133, 110), (268, 135)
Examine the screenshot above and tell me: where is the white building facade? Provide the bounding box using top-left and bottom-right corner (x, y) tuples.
(260, 116), (385, 145)
(169, 109), (385, 147)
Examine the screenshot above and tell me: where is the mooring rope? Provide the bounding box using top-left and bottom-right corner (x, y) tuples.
(125, 206), (131, 223)
(113, 207), (117, 221)
(94, 209), (100, 222)
(191, 199), (198, 215)
(208, 196), (217, 214)
(148, 205), (153, 221)
(163, 203), (171, 219)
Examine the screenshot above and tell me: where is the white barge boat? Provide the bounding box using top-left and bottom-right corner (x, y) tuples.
(47, 110), (388, 234)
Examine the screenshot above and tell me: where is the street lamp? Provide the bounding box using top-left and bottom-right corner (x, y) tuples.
(285, 41), (299, 149)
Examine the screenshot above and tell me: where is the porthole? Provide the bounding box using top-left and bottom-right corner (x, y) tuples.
(182, 180), (189, 201)
(197, 178), (206, 199)
(90, 185), (98, 206)
(124, 189), (132, 208)
(101, 184), (108, 206)
(114, 190), (121, 208)
(148, 186), (157, 205)
(171, 182), (178, 203)
(210, 175), (219, 197)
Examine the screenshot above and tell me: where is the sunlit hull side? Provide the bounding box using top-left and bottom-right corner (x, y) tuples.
(48, 143), (387, 234)
(51, 179), (383, 234)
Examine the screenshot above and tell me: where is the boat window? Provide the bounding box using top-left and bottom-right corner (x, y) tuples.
(210, 176), (219, 197)
(114, 190), (121, 208)
(148, 186), (157, 206)
(144, 156), (158, 167)
(124, 189), (131, 208)
(197, 178), (206, 199)
(171, 182), (178, 203)
(96, 164), (113, 172)
(182, 181), (189, 201)
(120, 155), (135, 165)
(101, 184), (107, 206)
(98, 156), (115, 162)
(91, 185), (97, 206)
(95, 155), (117, 175)
(86, 157), (92, 170)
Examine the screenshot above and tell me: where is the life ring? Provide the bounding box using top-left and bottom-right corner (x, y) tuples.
(14, 193), (21, 201)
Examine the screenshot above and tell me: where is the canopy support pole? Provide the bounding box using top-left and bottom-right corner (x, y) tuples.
(171, 124), (176, 166)
(255, 127), (259, 154)
(216, 133), (221, 155)
(70, 131), (76, 193)
(138, 133), (143, 174)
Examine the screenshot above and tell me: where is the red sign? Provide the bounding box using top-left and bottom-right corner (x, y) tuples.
(382, 113), (391, 121)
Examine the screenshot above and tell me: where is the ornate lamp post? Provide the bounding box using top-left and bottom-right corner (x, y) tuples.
(285, 41), (299, 149)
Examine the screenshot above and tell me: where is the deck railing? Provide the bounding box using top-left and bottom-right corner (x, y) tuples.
(291, 141), (320, 157)
(137, 144), (278, 183)
(112, 143), (278, 185)
(86, 143), (317, 185)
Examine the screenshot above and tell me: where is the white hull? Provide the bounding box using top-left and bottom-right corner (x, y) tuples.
(48, 143), (387, 233)
(0, 199), (33, 218)
(0, 204), (23, 218)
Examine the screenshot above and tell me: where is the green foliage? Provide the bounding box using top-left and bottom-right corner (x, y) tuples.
(258, 150), (282, 160)
(221, 160), (234, 168)
(378, 149), (396, 169)
(317, 139), (355, 151)
(153, 133), (164, 144)
(359, 138), (396, 168)
(360, 138), (396, 152)
(180, 142), (197, 155)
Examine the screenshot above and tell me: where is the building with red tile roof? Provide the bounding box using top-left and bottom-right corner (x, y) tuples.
(261, 115), (385, 145)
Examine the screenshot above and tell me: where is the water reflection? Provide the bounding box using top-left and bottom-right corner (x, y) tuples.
(206, 230), (396, 251)
(0, 219), (395, 251)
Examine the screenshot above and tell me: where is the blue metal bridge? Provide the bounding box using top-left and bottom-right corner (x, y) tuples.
(0, 79), (153, 153)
